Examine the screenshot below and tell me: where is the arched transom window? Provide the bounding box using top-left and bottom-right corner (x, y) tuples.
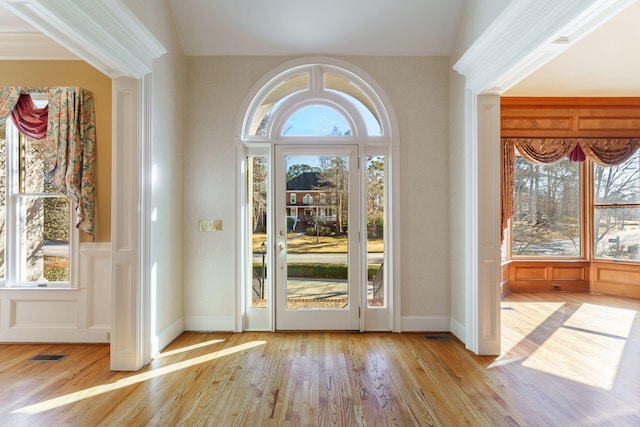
(243, 64), (391, 141)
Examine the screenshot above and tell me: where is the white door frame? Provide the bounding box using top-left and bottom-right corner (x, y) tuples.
(274, 145), (361, 330)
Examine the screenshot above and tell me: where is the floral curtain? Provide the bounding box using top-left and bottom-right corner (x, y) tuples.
(0, 86), (96, 236)
(501, 137), (640, 241)
(0, 86), (21, 123)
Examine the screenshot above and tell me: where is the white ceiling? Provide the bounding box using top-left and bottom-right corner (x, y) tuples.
(505, 0), (640, 96)
(0, 2), (75, 59)
(167, 0), (465, 56)
(0, 3), (31, 30)
(1, 1), (639, 95)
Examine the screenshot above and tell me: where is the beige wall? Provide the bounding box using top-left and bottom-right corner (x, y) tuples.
(123, 0), (187, 350)
(0, 60), (111, 242)
(184, 56), (452, 325)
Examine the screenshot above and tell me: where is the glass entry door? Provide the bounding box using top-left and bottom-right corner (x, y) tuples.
(274, 146), (361, 330)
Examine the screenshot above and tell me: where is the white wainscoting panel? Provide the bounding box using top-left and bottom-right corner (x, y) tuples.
(0, 242), (111, 343)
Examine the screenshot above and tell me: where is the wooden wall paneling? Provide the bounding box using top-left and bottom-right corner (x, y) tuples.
(501, 97), (640, 138)
(507, 261), (590, 293)
(591, 262), (640, 299)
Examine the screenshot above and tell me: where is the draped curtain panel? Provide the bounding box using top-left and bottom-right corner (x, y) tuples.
(11, 94), (48, 140)
(0, 86), (96, 236)
(501, 137), (640, 240)
(501, 141), (514, 241)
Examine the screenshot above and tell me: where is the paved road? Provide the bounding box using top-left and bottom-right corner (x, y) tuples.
(253, 252), (383, 264)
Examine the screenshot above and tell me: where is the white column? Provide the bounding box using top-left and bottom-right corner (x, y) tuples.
(111, 77), (146, 371)
(476, 94), (501, 355)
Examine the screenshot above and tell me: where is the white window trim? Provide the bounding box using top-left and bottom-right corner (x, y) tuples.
(2, 119), (78, 289)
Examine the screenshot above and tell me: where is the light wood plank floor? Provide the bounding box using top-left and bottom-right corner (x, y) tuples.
(0, 292), (639, 426)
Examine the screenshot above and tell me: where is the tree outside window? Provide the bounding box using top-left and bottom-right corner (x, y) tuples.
(511, 157), (581, 257)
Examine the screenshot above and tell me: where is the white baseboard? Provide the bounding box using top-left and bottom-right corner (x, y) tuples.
(154, 317), (184, 354)
(401, 315), (450, 332)
(450, 317), (466, 343)
(184, 315), (235, 332)
(0, 326), (110, 343)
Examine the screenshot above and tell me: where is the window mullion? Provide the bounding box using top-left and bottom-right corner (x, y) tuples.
(6, 121), (20, 287)
(583, 159), (593, 261)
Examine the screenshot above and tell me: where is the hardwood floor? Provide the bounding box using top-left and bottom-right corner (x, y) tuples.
(0, 293), (638, 426)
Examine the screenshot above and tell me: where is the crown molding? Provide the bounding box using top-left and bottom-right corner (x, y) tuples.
(453, 0), (635, 94)
(1, 0), (166, 78)
(0, 31), (77, 60)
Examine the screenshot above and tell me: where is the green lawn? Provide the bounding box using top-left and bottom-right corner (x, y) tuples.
(252, 233), (383, 253)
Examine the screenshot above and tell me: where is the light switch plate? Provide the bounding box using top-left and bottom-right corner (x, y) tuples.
(199, 219), (222, 232)
(199, 220), (215, 232)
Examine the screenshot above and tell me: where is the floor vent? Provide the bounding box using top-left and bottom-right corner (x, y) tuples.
(424, 334), (453, 341)
(29, 354), (68, 362)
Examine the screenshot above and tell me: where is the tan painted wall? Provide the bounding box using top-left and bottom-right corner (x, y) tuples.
(0, 60), (111, 242)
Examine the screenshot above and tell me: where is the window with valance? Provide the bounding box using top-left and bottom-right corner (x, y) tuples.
(0, 86), (97, 236)
(502, 138), (640, 232)
(502, 137), (640, 261)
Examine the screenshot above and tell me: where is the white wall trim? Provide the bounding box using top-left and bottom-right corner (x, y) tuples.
(1, 0), (166, 78)
(453, 0), (634, 94)
(0, 242), (111, 343)
(450, 317), (466, 342)
(0, 31), (77, 60)
(111, 78), (142, 371)
(185, 316), (236, 332)
(476, 95), (501, 355)
(154, 317), (184, 355)
(401, 315), (450, 333)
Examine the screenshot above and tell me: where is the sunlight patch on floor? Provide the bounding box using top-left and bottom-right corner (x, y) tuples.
(522, 304), (636, 390)
(493, 302), (566, 367)
(12, 340), (266, 415)
(153, 338), (226, 359)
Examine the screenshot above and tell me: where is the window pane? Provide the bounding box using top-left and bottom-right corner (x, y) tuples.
(325, 74), (383, 136)
(20, 195), (69, 283)
(249, 156), (268, 307)
(594, 151), (640, 204)
(285, 155), (349, 309)
(283, 105), (352, 136)
(251, 74), (308, 136)
(594, 206), (640, 260)
(511, 158), (581, 257)
(21, 135), (57, 194)
(367, 156), (385, 307)
(594, 152), (640, 261)
(0, 122), (5, 280)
